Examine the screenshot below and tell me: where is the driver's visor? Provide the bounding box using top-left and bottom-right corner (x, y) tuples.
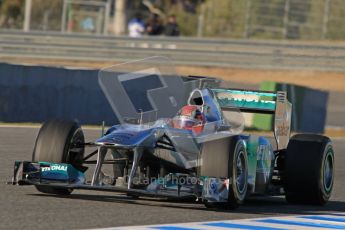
(172, 116), (202, 129)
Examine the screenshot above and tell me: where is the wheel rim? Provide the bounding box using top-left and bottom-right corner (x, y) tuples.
(235, 150), (246, 194)
(67, 128), (84, 164)
(323, 149), (334, 192)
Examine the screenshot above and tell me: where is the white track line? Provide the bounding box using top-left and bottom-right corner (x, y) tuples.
(88, 213), (345, 230)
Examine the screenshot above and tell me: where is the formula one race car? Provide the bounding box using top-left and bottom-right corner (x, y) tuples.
(11, 57), (335, 209)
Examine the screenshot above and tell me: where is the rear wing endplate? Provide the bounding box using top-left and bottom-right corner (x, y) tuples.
(212, 88), (292, 150)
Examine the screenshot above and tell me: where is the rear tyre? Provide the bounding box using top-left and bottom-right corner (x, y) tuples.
(227, 138), (248, 209)
(32, 120), (85, 195)
(203, 136), (248, 209)
(284, 134), (334, 205)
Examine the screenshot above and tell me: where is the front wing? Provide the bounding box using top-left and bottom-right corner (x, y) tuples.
(11, 161), (197, 200)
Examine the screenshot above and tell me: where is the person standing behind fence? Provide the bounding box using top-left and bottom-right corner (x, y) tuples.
(164, 15), (180, 36)
(128, 13), (145, 37)
(146, 14), (164, 36)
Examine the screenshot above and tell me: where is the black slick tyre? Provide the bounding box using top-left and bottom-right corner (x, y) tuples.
(226, 137), (248, 209)
(32, 119), (85, 195)
(284, 134), (334, 205)
(204, 136), (248, 209)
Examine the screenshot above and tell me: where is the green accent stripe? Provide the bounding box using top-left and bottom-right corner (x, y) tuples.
(218, 98), (276, 111)
(212, 88), (277, 112)
(212, 88), (277, 97)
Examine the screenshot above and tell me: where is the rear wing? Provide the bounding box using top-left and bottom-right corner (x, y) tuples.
(211, 88), (292, 150)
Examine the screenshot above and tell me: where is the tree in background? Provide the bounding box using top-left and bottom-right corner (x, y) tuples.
(326, 0), (345, 40)
(286, 0), (313, 39)
(199, 0), (232, 37)
(201, 0), (246, 38)
(30, 0), (62, 31)
(247, 0), (286, 39)
(0, 0), (24, 29)
(1, 0), (345, 40)
(161, 0), (199, 36)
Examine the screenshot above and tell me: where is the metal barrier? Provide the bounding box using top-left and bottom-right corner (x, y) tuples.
(1, 30), (345, 71)
(0, 62), (115, 124)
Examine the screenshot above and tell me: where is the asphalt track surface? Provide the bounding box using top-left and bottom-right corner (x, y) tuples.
(1, 127), (345, 230)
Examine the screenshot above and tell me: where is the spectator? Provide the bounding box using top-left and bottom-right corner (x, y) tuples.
(146, 13), (164, 36)
(164, 14), (180, 36)
(128, 13), (145, 37)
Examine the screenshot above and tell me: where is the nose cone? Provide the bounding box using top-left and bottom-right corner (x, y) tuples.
(95, 129), (155, 147)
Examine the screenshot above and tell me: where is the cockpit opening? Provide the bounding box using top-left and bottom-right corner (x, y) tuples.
(188, 90), (204, 106)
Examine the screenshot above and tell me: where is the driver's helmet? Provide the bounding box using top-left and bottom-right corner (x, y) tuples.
(171, 105), (205, 134)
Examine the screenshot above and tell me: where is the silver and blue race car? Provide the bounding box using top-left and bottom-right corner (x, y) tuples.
(11, 57), (335, 209)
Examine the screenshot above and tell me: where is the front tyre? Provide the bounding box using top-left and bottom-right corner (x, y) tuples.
(32, 120), (85, 195)
(284, 134), (334, 205)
